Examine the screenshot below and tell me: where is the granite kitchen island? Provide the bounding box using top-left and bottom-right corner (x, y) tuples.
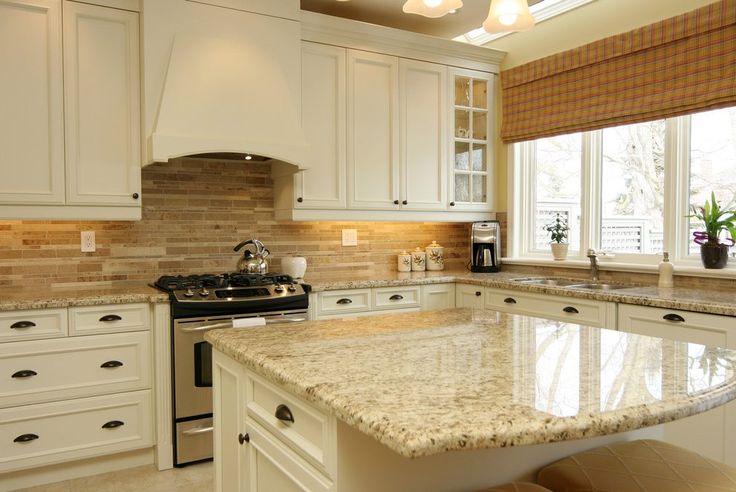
(206, 308), (736, 491)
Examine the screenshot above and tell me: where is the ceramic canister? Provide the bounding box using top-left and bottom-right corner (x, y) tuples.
(411, 247), (426, 272)
(281, 256), (307, 279)
(425, 240), (444, 271)
(397, 250), (412, 272)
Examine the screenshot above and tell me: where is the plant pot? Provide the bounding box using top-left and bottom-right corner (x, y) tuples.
(700, 243), (729, 269)
(551, 243), (569, 261)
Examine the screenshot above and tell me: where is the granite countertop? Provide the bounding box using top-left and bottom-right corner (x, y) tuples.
(304, 270), (736, 316)
(0, 282), (169, 311)
(206, 308), (736, 459)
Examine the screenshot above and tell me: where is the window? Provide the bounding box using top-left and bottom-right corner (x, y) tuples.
(513, 106), (736, 267)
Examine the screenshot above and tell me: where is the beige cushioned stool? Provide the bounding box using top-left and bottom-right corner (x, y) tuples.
(479, 483), (552, 492)
(537, 439), (736, 492)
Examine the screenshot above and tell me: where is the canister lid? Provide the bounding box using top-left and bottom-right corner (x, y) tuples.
(426, 240), (442, 249)
(413, 247), (423, 253)
(399, 250), (409, 255)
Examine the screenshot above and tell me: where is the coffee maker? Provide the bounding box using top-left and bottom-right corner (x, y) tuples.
(471, 221), (501, 272)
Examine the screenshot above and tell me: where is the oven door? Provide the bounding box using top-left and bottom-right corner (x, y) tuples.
(173, 313), (307, 420)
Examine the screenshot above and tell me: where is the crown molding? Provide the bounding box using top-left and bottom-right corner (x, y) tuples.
(300, 10), (506, 73)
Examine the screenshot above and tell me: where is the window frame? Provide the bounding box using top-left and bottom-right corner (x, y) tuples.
(509, 111), (736, 272)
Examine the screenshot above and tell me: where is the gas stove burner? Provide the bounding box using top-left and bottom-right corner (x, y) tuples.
(154, 274), (225, 292)
(226, 273), (295, 287)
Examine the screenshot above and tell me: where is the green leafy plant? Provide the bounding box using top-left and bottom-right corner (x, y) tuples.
(688, 192), (736, 246)
(544, 214), (568, 244)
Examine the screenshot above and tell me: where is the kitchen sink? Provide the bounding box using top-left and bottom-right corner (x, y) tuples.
(511, 277), (579, 287)
(566, 283), (626, 291)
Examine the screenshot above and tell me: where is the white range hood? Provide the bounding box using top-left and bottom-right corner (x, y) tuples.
(142, 0), (306, 167)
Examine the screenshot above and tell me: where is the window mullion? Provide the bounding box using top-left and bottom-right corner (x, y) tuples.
(664, 116), (686, 261)
(673, 116), (692, 262)
(582, 130), (601, 253)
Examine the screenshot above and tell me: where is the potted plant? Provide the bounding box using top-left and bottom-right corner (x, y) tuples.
(689, 192), (736, 269)
(544, 213), (569, 261)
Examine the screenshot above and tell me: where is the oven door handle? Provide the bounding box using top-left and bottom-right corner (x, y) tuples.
(266, 317), (307, 324)
(179, 323), (232, 333)
(181, 426), (214, 436)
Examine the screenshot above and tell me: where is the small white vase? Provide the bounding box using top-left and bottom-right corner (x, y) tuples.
(281, 256), (307, 278)
(551, 243), (568, 261)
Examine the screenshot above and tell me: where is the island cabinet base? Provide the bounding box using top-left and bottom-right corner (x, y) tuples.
(212, 349), (662, 492)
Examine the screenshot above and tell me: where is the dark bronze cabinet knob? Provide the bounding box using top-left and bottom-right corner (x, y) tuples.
(475, 291), (482, 296)
(393, 200), (399, 205)
(297, 197), (303, 203)
(402, 200), (408, 205)
(132, 193), (139, 199)
(449, 202), (455, 206)
(238, 433), (250, 445)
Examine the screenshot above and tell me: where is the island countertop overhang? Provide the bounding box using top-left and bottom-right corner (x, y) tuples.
(205, 308), (736, 459)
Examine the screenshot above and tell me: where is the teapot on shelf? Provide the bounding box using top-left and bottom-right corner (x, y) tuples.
(234, 239), (270, 275)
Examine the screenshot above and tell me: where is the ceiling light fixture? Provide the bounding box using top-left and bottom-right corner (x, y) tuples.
(483, 0), (535, 33)
(402, 0), (463, 19)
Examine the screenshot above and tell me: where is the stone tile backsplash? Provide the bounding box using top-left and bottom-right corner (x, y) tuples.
(0, 158), (471, 287)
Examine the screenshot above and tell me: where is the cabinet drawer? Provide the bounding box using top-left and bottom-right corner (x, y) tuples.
(617, 304), (735, 347)
(0, 331), (151, 408)
(69, 303), (150, 335)
(0, 309), (67, 343)
(373, 286), (420, 310)
(485, 288), (613, 328)
(317, 289), (371, 317)
(0, 390), (152, 473)
(246, 373), (334, 476)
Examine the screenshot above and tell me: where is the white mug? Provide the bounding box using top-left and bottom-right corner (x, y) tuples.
(281, 257), (307, 279)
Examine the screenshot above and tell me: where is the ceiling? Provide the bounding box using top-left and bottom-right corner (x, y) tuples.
(300, 0), (543, 39)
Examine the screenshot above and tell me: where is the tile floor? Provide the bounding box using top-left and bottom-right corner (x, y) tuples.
(16, 461), (213, 492)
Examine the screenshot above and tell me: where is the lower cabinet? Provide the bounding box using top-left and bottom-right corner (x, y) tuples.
(617, 304), (736, 466)
(213, 350), (335, 492)
(420, 284), (455, 311)
(485, 288), (616, 328)
(455, 284), (485, 308)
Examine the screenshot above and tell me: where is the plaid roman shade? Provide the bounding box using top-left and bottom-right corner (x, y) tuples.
(500, 0), (736, 143)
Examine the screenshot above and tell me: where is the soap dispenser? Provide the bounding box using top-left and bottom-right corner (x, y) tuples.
(658, 252), (674, 288)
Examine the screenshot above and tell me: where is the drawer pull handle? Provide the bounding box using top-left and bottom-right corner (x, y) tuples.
(238, 432), (250, 445)
(10, 321), (36, 329)
(275, 404), (295, 423)
(336, 298), (353, 305)
(182, 426), (213, 436)
(14, 433), (39, 443)
(102, 420), (125, 429)
(12, 370), (37, 379)
(503, 297), (516, 304)
(563, 306), (579, 314)
(389, 294), (404, 301)
(99, 314), (122, 322)
(100, 360), (124, 369)
(663, 313), (685, 323)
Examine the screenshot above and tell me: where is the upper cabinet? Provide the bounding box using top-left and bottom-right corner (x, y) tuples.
(347, 51), (400, 210)
(0, 0), (141, 220)
(449, 68), (494, 212)
(0, 0), (65, 205)
(275, 15), (504, 222)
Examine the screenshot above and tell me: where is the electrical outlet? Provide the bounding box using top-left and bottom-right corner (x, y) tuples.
(341, 229), (358, 246)
(81, 231), (96, 252)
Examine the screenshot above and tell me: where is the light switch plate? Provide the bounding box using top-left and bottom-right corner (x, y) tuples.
(81, 231), (96, 252)
(342, 229), (358, 246)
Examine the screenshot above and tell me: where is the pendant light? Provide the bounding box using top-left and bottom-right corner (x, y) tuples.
(402, 0), (463, 19)
(483, 0), (535, 33)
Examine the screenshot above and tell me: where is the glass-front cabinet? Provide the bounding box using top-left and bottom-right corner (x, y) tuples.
(449, 68), (494, 211)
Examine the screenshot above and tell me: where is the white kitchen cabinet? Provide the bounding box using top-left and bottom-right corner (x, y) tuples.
(0, 0), (65, 205)
(347, 50), (400, 210)
(63, 1), (141, 207)
(296, 42), (347, 209)
(485, 288), (616, 328)
(448, 68), (494, 212)
(617, 304), (736, 466)
(455, 284), (485, 308)
(0, 0), (141, 220)
(421, 284), (456, 311)
(400, 59), (447, 211)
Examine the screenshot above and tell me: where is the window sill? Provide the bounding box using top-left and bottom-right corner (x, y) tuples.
(502, 257), (736, 279)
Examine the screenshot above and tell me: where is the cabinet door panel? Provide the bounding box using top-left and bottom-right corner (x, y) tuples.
(400, 59), (446, 210)
(0, 0), (64, 204)
(64, 2), (140, 206)
(298, 42), (346, 209)
(347, 51), (399, 209)
(421, 284), (455, 311)
(455, 284), (484, 308)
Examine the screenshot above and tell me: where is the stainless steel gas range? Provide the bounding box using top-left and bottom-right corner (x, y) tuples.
(154, 273), (310, 466)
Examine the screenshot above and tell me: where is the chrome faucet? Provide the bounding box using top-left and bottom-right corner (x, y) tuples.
(587, 249), (599, 282)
